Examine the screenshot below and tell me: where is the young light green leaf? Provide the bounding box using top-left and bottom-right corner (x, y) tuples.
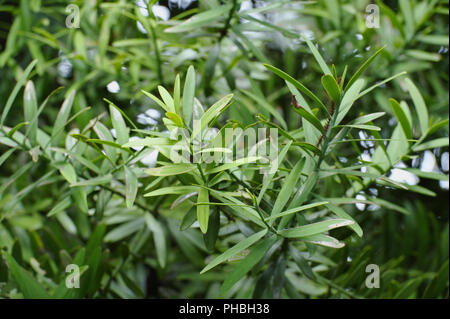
(336, 124), (381, 131)
(351, 112), (385, 125)
(146, 163), (196, 176)
(124, 166), (138, 208)
(326, 203), (363, 237)
(279, 219), (354, 238)
(389, 98), (412, 140)
(197, 187), (210, 234)
(174, 74), (181, 115)
(104, 218), (144, 242)
(71, 174), (112, 187)
(266, 201), (329, 222)
(158, 85), (175, 113)
(270, 158), (305, 221)
(335, 79), (365, 125)
(109, 104), (129, 145)
(165, 112), (183, 127)
(183, 65), (196, 125)
(144, 185), (199, 197)
(141, 89), (169, 112)
(58, 163), (77, 184)
(1, 60), (37, 126)
(345, 46), (385, 91)
(412, 137), (449, 152)
(165, 4), (233, 33)
(192, 94), (233, 139)
(123, 137), (174, 148)
(51, 90), (76, 146)
(404, 78), (428, 135)
(301, 33), (332, 75)
(321, 74), (341, 103)
(205, 156), (261, 174)
(23, 81), (38, 145)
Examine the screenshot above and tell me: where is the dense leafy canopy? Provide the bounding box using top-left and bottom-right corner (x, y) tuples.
(0, 0), (448, 299)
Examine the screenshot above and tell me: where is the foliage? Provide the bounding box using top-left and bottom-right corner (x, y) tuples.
(0, 0), (448, 298)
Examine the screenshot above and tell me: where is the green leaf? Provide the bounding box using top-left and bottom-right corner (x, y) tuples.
(109, 103), (129, 145)
(345, 46), (385, 91)
(174, 74), (181, 115)
(158, 85), (175, 113)
(335, 79), (365, 125)
(416, 34), (449, 46)
(197, 187), (210, 234)
(270, 158), (305, 221)
(321, 74), (341, 103)
(263, 64), (329, 116)
(192, 94), (233, 139)
(122, 137), (174, 148)
(124, 166), (138, 208)
(326, 203), (363, 237)
(23, 81), (38, 145)
(1, 60), (37, 126)
(200, 228), (268, 274)
(141, 89), (169, 112)
(93, 122), (118, 163)
(289, 245), (316, 280)
(357, 72), (406, 99)
(336, 124), (381, 131)
(405, 49), (441, 62)
(86, 139), (133, 154)
(47, 196), (71, 217)
(104, 217), (144, 242)
(404, 78), (428, 135)
(239, 89), (287, 129)
(205, 156), (261, 174)
(4, 254), (50, 298)
(146, 163), (196, 176)
(7, 122), (29, 138)
(422, 259), (449, 298)
(182, 65), (196, 125)
(165, 4), (233, 33)
(301, 33), (332, 75)
(412, 137), (449, 152)
(51, 90), (76, 145)
(351, 112), (385, 125)
(293, 142), (322, 156)
(266, 201), (329, 222)
(389, 98), (412, 140)
(145, 213), (167, 268)
(203, 209), (220, 251)
(220, 234), (278, 295)
(258, 140), (292, 204)
(292, 107), (325, 134)
(144, 185), (199, 197)
(299, 233), (345, 248)
(71, 174), (112, 187)
(400, 168), (449, 181)
(58, 163), (77, 184)
(165, 112), (183, 127)
(279, 219), (354, 238)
